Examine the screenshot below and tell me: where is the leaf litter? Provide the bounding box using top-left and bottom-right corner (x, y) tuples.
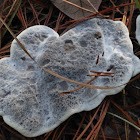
(0, 0), (140, 139)
(50, 0), (102, 19)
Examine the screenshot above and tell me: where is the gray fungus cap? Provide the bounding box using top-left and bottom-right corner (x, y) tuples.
(0, 18), (140, 137)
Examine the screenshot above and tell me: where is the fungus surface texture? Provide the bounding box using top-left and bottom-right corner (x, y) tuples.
(136, 15), (140, 44)
(0, 18), (140, 137)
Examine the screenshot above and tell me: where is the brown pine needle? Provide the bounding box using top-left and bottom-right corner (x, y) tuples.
(124, 102), (140, 110)
(0, 50), (10, 55)
(56, 118), (71, 139)
(44, 130), (53, 140)
(72, 112), (86, 140)
(86, 0), (104, 17)
(54, 12), (65, 32)
(28, 0), (40, 25)
(59, 76), (97, 95)
(90, 70), (115, 75)
(87, 74), (112, 77)
(135, 51), (140, 56)
(5, 0), (18, 22)
(44, 5), (53, 25)
(96, 55), (99, 64)
(76, 104), (102, 140)
(0, 55), (10, 59)
(52, 126), (60, 140)
(102, 51), (104, 56)
(0, 44), (11, 52)
(86, 0), (98, 13)
(100, 128), (106, 140)
(111, 100), (140, 127)
(86, 101), (110, 140)
(127, 74), (140, 84)
(17, 6), (28, 29)
(63, 0), (94, 13)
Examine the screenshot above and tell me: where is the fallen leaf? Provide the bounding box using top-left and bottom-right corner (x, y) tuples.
(50, 0), (102, 19)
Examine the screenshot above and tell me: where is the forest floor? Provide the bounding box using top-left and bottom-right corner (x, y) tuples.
(0, 0), (140, 140)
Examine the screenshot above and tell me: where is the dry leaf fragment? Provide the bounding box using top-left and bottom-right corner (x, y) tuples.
(50, 0), (102, 19)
